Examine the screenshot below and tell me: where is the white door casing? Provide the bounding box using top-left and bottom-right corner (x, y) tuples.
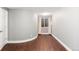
(0, 8), (8, 49)
(2, 8), (8, 45)
(0, 8), (3, 48)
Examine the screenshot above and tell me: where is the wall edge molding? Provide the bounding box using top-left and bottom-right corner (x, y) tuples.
(51, 34), (72, 51)
(8, 35), (38, 43)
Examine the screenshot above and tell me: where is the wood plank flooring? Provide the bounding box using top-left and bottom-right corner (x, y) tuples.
(2, 34), (67, 51)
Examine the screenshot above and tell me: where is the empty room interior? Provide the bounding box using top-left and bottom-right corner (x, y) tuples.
(0, 7), (79, 51)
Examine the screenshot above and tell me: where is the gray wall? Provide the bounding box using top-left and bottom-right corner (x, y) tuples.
(52, 7), (79, 50)
(8, 7), (79, 50)
(8, 9), (38, 41)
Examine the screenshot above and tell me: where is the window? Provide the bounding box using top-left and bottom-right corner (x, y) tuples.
(45, 18), (48, 27)
(41, 18), (44, 27)
(41, 16), (48, 27)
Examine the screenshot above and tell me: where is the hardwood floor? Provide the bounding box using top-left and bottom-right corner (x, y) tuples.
(2, 34), (67, 51)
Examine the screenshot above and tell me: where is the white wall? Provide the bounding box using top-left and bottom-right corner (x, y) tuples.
(52, 7), (79, 50)
(8, 9), (38, 41)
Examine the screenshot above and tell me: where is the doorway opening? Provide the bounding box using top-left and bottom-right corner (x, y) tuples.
(38, 15), (52, 34)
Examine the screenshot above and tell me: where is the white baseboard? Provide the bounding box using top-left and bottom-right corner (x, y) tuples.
(0, 41), (7, 50)
(39, 33), (50, 34)
(8, 35), (38, 43)
(0, 34), (72, 51)
(51, 34), (72, 51)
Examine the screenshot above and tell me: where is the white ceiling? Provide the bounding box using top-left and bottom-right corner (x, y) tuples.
(7, 7), (63, 12)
